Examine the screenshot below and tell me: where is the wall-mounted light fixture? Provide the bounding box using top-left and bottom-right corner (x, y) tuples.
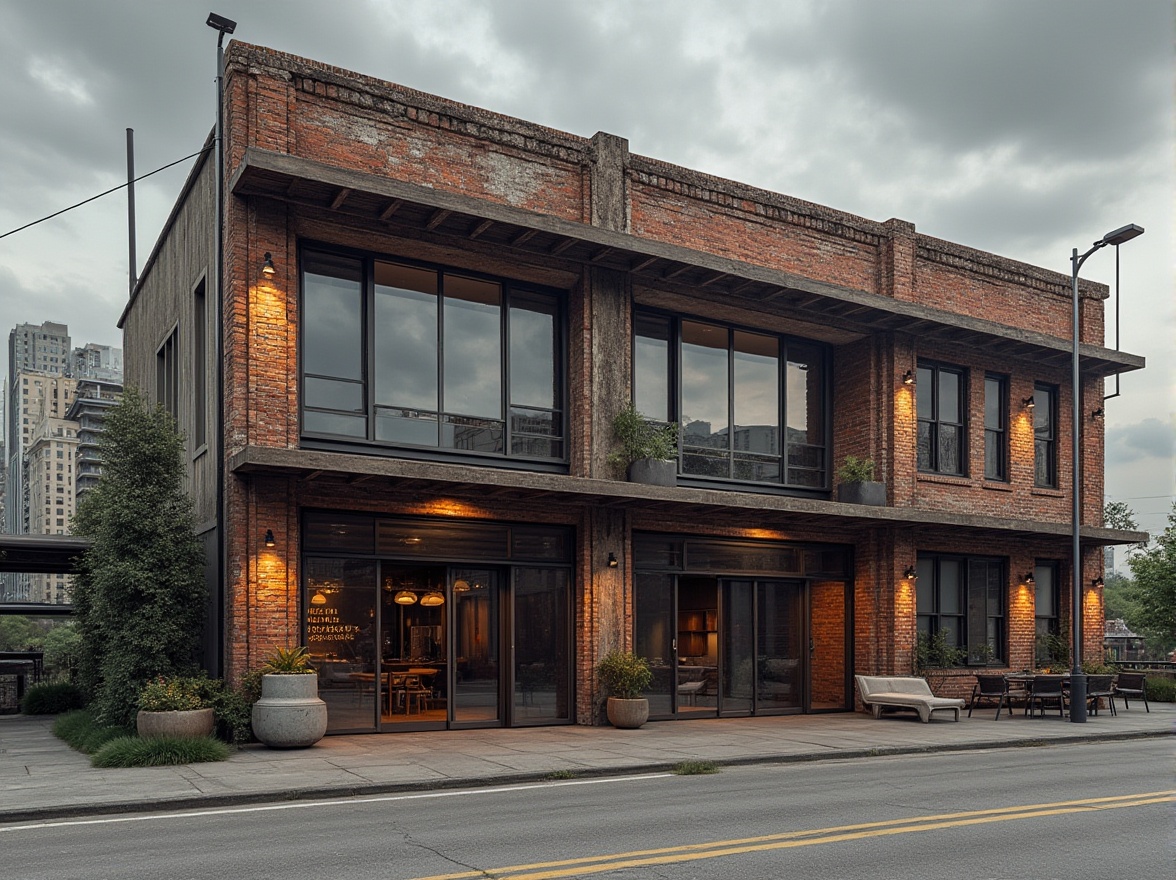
(263, 529), (275, 548)
(261, 252), (276, 277)
(393, 590), (417, 605)
(1022, 396), (1036, 410)
(1091, 407), (1104, 421)
(902, 370), (916, 386)
(607, 552), (619, 568)
(1024, 571), (1036, 586)
(903, 566), (918, 580)
(1091, 576), (1105, 589)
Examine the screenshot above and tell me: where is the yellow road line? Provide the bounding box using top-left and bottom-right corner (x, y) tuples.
(405, 790), (1176, 880)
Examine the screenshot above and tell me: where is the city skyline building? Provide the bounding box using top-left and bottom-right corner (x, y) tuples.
(2, 321), (123, 602)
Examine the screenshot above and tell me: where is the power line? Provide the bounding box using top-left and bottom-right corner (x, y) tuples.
(0, 147), (211, 242)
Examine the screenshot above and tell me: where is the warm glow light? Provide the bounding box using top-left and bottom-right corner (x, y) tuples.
(262, 252), (276, 276)
(421, 499), (482, 518)
(310, 591), (327, 606)
(394, 590), (417, 605)
(453, 579), (470, 592)
(420, 591), (445, 607)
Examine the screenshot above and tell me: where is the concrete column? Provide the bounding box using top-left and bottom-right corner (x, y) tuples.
(588, 131), (629, 233)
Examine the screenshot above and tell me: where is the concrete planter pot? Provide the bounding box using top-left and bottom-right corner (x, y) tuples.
(252, 673), (327, 748)
(837, 481), (886, 506)
(605, 697), (650, 729)
(136, 708), (215, 740)
(627, 458), (676, 487)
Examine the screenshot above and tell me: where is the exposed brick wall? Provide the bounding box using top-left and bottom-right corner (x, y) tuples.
(143, 41), (1122, 725)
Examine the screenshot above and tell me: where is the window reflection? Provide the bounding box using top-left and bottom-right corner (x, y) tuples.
(636, 311), (828, 488)
(682, 322), (729, 475)
(301, 252), (563, 461)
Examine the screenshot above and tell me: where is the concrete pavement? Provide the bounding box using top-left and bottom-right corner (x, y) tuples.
(2, 703), (1172, 824)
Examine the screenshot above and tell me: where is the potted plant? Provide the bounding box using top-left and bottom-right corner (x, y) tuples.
(251, 646), (328, 748)
(136, 675), (216, 739)
(836, 455), (886, 506)
(597, 650), (653, 729)
(608, 401), (679, 487)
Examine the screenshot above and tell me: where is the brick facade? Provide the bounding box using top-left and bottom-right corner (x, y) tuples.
(120, 42), (1143, 732)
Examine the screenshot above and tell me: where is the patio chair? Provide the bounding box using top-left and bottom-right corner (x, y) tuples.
(1085, 674), (1116, 716)
(1113, 672), (1150, 713)
(1025, 674), (1066, 718)
(968, 674), (1013, 720)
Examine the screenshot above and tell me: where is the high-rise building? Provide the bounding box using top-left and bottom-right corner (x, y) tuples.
(26, 414), (78, 603)
(71, 343), (124, 382)
(8, 322), (70, 384)
(66, 377), (123, 502)
(2, 321), (120, 603)
(2, 372), (78, 601)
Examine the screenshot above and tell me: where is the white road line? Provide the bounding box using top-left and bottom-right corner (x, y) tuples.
(0, 773), (675, 833)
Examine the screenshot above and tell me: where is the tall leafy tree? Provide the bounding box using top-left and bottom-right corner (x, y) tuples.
(1129, 502), (1176, 640)
(72, 388), (207, 727)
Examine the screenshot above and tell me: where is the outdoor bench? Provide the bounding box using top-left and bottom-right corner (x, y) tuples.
(855, 674), (966, 723)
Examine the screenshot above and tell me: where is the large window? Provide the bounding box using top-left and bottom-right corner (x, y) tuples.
(1033, 383), (1057, 488)
(983, 374), (1007, 481)
(634, 312), (828, 489)
(1033, 560), (1060, 666)
(916, 555), (1005, 665)
(917, 363), (966, 475)
(302, 250), (564, 463)
(155, 328), (178, 422)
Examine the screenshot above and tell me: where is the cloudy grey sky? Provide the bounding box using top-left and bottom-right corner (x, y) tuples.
(1, 0), (1172, 535)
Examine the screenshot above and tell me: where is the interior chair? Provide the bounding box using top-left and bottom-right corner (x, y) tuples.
(1026, 674), (1066, 718)
(403, 674), (431, 714)
(1084, 674), (1116, 717)
(1113, 672), (1150, 712)
(968, 674), (1012, 720)
(387, 673), (406, 714)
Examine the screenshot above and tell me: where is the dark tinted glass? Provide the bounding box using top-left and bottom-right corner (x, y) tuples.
(681, 321), (728, 450)
(510, 296), (557, 409)
(634, 314), (671, 422)
(374, 261), (438, 410)
(303, 254), (363, 381)
(443, 275), (501, 418)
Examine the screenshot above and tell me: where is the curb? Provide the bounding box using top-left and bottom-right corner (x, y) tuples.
(2, 727), (1169, 826)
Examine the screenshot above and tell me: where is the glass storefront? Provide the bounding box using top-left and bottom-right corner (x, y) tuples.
(303, 512), (573, 734)
(633, 533), (852, 718)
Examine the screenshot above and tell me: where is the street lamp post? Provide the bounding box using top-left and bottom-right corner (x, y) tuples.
(1068, 223), (1143, 723)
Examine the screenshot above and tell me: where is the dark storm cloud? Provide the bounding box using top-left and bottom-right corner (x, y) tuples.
(478, 1), (736, 158)
(760, 0), (1172, 160)
(1106, 418), (1176, 464)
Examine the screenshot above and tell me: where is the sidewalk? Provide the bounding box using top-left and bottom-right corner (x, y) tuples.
(2, 704), (1172, 823)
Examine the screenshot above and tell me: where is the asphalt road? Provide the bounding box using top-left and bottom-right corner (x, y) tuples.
(4, 738), (1173, 879)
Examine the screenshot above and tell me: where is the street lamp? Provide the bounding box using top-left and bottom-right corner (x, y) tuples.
(206, 11), (237, 679)
(1068, 222), (1143, 722)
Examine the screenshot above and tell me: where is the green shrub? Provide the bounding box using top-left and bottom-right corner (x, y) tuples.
(91, 735), (229, 768)
(208, 673), (261, 746)
(21, 682), (85, 715)
(836, 455), (876, 483)
(914, 630), (965, 671)
(1144, 675), (1176, 702)
(138, 675), (208, 711)
(52, 710), (133, 754)
(259, 646), (316, 674)
(72, 388), (208, 729)
(596, 650), (652, 699)
(608, 402), (678, 467)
